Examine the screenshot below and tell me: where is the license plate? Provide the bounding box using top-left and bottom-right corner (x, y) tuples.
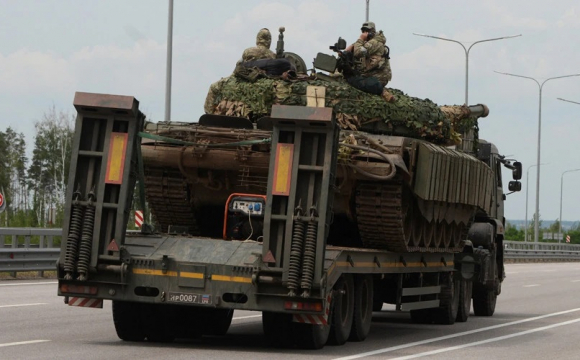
(167, 292), (212, 305)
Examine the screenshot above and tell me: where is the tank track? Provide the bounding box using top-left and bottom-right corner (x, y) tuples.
(354, 180), (466, 253)
(143, 168), (200, 235)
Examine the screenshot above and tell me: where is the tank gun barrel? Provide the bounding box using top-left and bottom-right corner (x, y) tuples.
(467, 104), (489, 118)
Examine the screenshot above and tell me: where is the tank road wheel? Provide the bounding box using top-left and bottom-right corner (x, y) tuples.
(434, 273), (460, 325)
(456, 279), (473, 322)
(112, 301), (145, 341)
(422, 221), (435, 248)
(403, 206), (414, 247)
(349, 274), (374, 342)
(473, 283), (497, 316)
(442, 223), (453, 249)
(206, 309), (234, 336)
(432, 222), (443, 248)
(328, 274), (355, 345)
(410, 210), (423, 248)
(262, 311), (294, 348)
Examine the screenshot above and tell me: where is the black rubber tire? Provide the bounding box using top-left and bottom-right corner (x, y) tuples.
(349, 274), (373, 342)
(141, 304), (175, 342)
(410, 308), (434, 324)
(328, 274), (355, 345)
(434, 273), (460, 325)
(206, 309), (234, 336)
(262, 311), (294, 348)
(293, 321), (331, 350)
(456, 279), (472, 322)
(112, 301), (145, 341)
(473, 284), (497, 316)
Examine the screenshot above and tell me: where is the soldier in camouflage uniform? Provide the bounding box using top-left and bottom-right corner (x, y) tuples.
(242, 28), (276, 62)
(351, 21), (392, 87)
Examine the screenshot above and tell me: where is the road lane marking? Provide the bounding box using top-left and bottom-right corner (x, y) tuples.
(0, 303), (48, 308)
(390, 317), (580, 359)
(523, 284), (540, 287)
(0, 282), (57, 287)
(0, 340), (50, 348)
(334, 307), (580, 360)
(232, 315), (262, 320)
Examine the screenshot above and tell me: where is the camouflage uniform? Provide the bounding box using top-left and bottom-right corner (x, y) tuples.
(353, 30), (392, 87)
(242, 28), (276, 62)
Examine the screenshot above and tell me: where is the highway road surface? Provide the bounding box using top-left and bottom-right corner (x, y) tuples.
(1, 262), (579, 359)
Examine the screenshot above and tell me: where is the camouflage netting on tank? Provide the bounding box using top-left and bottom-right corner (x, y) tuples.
(205, 76), (477, 145)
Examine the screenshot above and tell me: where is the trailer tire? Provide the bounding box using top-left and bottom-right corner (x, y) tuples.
(456, 279), (472, 322)
(142, 304), (175, 342)
(473, 284), (497, 316)
(328, 274), (354, 345)
(349, 274), (373, 342)
(434, 273), (460, 325)
(112, 301), (145, 341)
(206, 309), (234, 336)
(293, 322), (331, 349)
(262, 311), (293, 348)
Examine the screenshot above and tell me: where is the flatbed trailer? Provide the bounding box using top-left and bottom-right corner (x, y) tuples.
(57, 92), (509, 349)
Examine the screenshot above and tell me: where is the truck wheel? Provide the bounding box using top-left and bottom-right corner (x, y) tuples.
(328, 274), (354, 345)
(456, 279), (472, 322)
(434, 273), (460, 325)
(112, 301), (145, 341)
(262, 311), (293, 348)
(349, 274), (373, 342)
(206, 309), (234, 336)
(473, 284), (497, 316)
(293, 322), (331, 349)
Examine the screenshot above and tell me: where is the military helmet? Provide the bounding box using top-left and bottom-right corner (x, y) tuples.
(361, 21), (376, 31)
(256, 28), (272, 48)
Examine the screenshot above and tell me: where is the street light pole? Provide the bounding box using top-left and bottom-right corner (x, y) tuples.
(494, 72), (580, 244)
(559, 169), (580, 243)
(412, 33), (521, 105)
(413, 33), (520, 153)
(525, 163), (548, 242)
(164, 0), (174, 122)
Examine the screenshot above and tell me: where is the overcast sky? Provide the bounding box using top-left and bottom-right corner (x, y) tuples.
(1, 0), (579, 224)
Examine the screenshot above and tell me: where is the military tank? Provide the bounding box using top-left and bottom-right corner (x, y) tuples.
(140, 28), (517, 253)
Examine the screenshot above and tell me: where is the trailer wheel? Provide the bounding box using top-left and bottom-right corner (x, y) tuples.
(262, 311), (293, 348)
(456, 279), (472, 322)
(434, 273), (460, 325)
(349, 274), (373, 342)
(141, 304), (175, 342)
(328, 274), (354, 345)
(206, 309), (234, 336)
(293, 321), (331, 349)
(473, 284), (497, 316)
(112, 301), (145, 341)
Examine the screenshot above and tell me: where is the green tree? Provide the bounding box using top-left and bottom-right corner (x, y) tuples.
(504, 221), (524, 241)
(527, 212), (543, 242)
(0, 127), (29, 227)
(27, 106), (74, 227)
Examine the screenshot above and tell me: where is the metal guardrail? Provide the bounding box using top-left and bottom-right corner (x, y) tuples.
(503, 240), (580, 262)
(2, 229), (580, 276)
(0, 228), (62, 276)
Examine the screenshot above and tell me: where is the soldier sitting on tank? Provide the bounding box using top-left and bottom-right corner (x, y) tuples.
(234, 28), (296, 82)
(344, 21), (395, 102)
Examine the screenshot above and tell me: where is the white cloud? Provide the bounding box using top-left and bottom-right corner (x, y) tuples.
(557, 7), (580, 28)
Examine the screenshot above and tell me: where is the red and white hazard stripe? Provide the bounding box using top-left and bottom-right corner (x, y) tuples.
(68, 297), (103, 308)
(292, 294), (332, 325)
(135, 210), (143, 227)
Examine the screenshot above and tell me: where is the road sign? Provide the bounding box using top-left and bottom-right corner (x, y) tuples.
(135, 210), (143, 227)
(566, 235), (571, 243)
(0, 191), (5, 214)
